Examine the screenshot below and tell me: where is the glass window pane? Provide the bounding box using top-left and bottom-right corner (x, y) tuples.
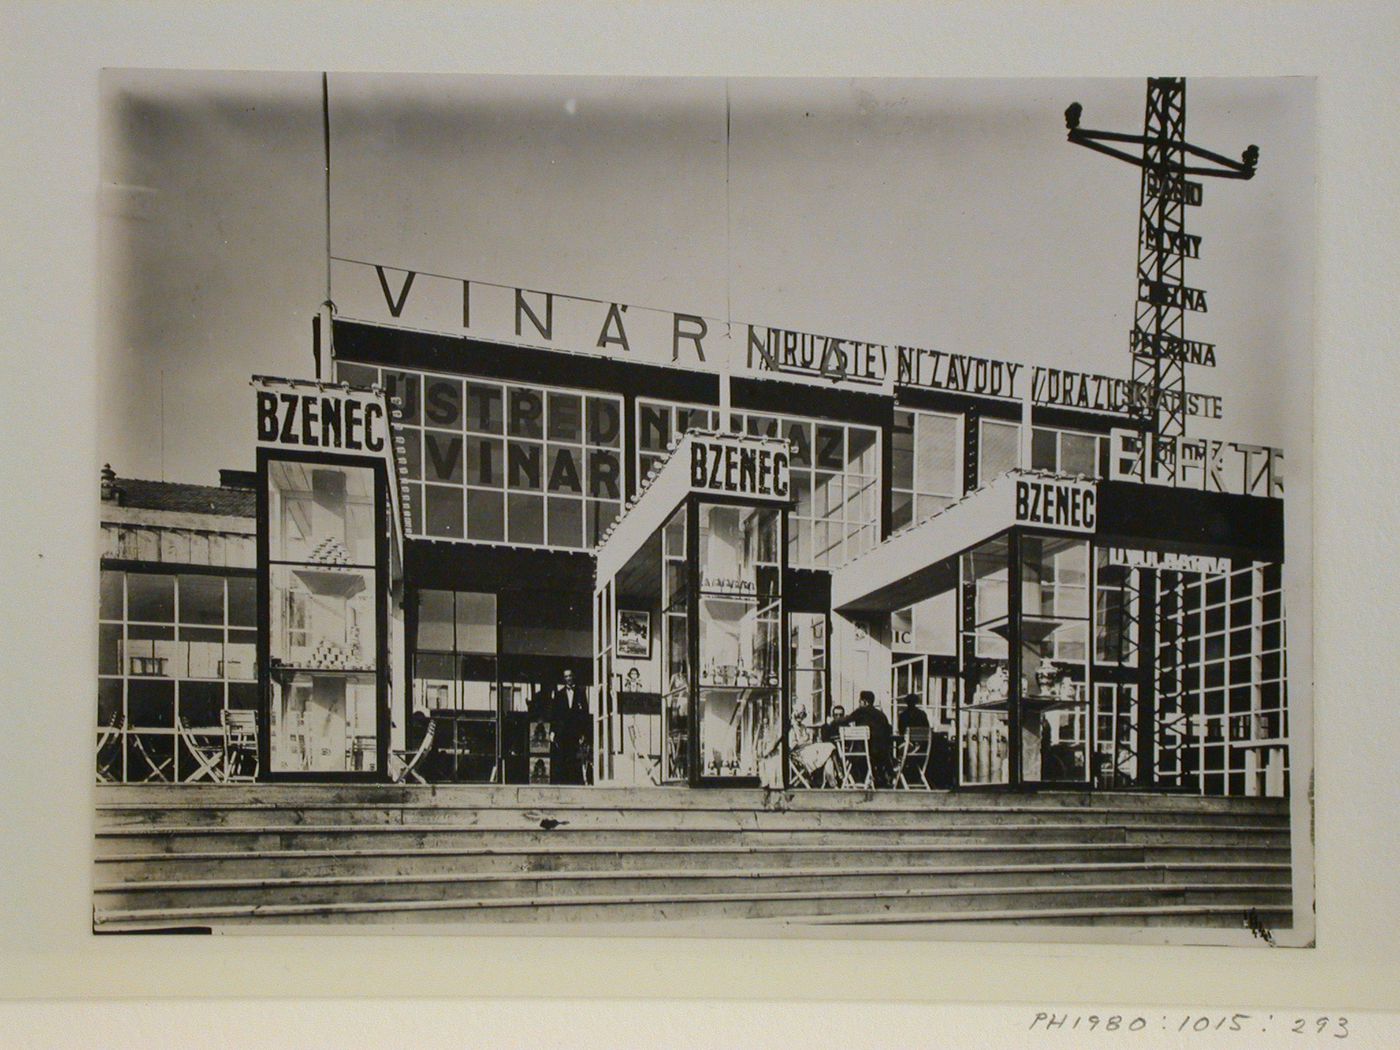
(178, 575), (224, 625)
(587, 500), (620, 546)
(466, 382), (504, 434)
(335, 361), (378, 387)
(128, 679), (175, 727)
(587, 449), (622, 501)
(547, 392), (582, 442)
(423, 431), (464, 483)
(637, 402), (671, 454)
(100, 571), (123, 621)
(1031, 427), (1057, 471)
(422, 376), (464, 428)
(546, 446), (584, 496)
(466, 436), (504, 488)
(587, 396), (621, 447)
(456, 592), (497, 655)
(98, 679), (122, 725)
(507, 388), (544, 439)
(547, 497), (583, 549)
(1062, 432), (1099, 477)
(425, 484), (465, 538)
(179, 680), (223, 727)
(507, 493), (544, 545)
(815, 424), (844, 470)
(507, 441), (543, 490)
(416, 590), (455, 651)
(848, 426), (878, 475)
(127, 574), (174, 623)
(228, 576), (256, 627)
(784, 420), (813, 469)
(99, 624), (122, 676)
(915, 413), (958, 495)
(466, 487), (505, 541)
(979, 420), (1021, 485)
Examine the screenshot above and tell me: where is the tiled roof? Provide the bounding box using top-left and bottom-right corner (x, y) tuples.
(107, 477), (256, 518)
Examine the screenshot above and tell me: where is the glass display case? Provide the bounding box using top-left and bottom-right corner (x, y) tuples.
(695, 502), (782, 781)
(957, 529), (1092, 788)
(593, 436), (792, 788)
(264, 458), (385, 776)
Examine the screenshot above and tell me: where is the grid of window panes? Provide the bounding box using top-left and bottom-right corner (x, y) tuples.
(1162, 564), (1289, 798)
(1094, 682), (1139, 788)
(1094, 550), (1140, 667)
(97, 570), (257, 782)
(411, 589), (500, 783)
(977, 418), (1021, 487)
(635, 400), (721, 483)
(790, 612), (827, 726)
(336, 361), (624, 550)
(891, 409), (962, 530)
(733, 411), (880, 570)
(635, 399), (881, 570)
(1031, 426), (1110, 478)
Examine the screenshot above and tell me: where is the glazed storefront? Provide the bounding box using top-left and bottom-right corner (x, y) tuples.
(593, 432), (793, 787)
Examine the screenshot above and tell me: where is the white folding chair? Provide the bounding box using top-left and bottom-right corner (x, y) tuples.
(389, 717), (438, 784)
(627, 723), (662, 786)
(178, 717), (227, 783)
(836, 726), (873, 789)
(129, 731), (173, 782)
(95, 710), (123, 783)
(896, 726), (934, 789)
(222, 709), (260, 782)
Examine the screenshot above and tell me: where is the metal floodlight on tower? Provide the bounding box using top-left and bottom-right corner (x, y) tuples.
(1064, 78), (1258, 465)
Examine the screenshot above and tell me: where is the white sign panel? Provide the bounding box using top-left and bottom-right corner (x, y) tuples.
(688, 435), (791, 502)
(1014, 476), (1097, 533)
(1105, 547), (1231, 574)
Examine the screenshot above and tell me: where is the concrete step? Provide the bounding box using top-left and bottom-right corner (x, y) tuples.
(93, 822), (1288, 857)
(93, 860), (1294, 911)
(95, 840), (1290, 882)
(95, 803), (1290, 831)
(795, 903), (1296, 929)
(92, 881), (1293, 929)
(95, 783), (1290, 816)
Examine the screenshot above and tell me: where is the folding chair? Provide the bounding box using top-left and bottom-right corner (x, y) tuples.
(95, 710), (123, 783)
(389, 717), (438, 784)
(222, 709), (260, 782)
(178, 717), (227, 783)
(836, 726), (873, 789)
(129, 731), (173, 783)
(627, 723), (662, 786)
(896, 726), (934, 789)
(788, 748), (813, 788)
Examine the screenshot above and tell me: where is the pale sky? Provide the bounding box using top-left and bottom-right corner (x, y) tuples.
(100, 72), (1313, 484)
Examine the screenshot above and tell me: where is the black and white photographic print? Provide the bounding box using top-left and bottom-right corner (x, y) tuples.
(91, 71), (1314, 945)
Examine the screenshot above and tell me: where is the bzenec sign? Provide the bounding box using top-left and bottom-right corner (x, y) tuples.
(689, 436), (791, 501)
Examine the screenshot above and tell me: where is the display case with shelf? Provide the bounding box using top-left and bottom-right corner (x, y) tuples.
(262, 455), (386, 777)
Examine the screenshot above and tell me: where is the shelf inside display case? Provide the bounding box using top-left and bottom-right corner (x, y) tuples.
(989, 617), (1061, 645)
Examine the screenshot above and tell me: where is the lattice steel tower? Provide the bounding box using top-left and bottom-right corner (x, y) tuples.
(1064, 79), (1260, 790)
(1065, 77), (1257, 446)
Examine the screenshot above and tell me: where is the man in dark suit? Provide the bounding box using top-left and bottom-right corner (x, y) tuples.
(831, 690), (895, 788)
(548, 669), (590, 784)
(897, 693), (930, 735)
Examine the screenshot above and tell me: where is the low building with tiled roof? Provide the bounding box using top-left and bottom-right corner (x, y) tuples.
(100, 464), (256, 569)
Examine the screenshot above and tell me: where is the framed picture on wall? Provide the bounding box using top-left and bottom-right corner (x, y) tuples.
(617, 609), (652, 659)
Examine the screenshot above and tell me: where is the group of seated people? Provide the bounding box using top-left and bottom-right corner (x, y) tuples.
(789, 690), (951, 789)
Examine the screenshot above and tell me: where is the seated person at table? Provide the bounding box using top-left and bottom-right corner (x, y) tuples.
(789, 705), (836, 787)
(897, 693), (930, 735)
(820, 705), (846, 744)
(830, 691), (895, 788)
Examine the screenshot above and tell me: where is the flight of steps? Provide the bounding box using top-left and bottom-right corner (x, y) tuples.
(92, 785), (1293, 932)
